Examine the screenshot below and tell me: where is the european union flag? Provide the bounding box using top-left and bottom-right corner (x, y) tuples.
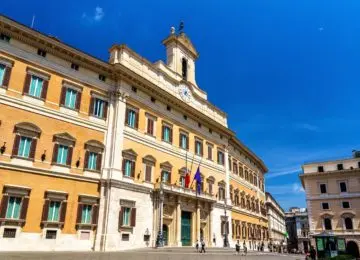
(194, 166), (202, 194)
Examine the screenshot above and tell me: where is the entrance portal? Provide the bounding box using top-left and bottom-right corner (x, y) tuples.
(163, 224), (168, 246)
(347, 241), (360, 258)
(181, 211), (192, 246)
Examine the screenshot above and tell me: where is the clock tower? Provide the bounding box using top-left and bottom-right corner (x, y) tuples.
(162, 26), (199, 87)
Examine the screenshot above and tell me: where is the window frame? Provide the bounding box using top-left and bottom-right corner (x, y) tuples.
(217, 150), (224, 165)
(342, 201), (350, 209)
(323, 218), (332, 230)
(161, 122), (173, 144)
(339, 181), (347, 193)
(23, 69), (50, 100)
(145, 113), (157, 137)
(194, 138), (203, 156)
(319, 183), (327, 194)
(321, 202), (330, 210)
(0, 57), (13, 89)
(51, 133), (76, 168)
(60, 82), (83, 111)
(179, 131), (189, 150)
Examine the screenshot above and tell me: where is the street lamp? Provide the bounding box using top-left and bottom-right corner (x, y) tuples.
(156, 183), (164, 248)
(223, 193), (229, 247)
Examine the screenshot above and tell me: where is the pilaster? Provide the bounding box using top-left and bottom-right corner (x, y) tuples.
(196, 201), (201, 241)
(176, 196), (182, 246)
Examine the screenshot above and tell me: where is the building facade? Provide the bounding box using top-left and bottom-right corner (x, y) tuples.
(265, 192), (286, 252)
(285, 207), (310, 253)
(0, 15), (268, 251)
(300, 151), (360, 258)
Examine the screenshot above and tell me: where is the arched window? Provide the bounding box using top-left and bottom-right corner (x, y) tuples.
(182, 58), (188, 80)
(345, 217), (353, 230)
(324, 218), (332, 230)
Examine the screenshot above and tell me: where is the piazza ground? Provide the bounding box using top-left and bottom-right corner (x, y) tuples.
(0, 248), (305, 260)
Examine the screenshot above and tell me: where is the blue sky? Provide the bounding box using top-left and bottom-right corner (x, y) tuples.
(2, 1), (360, 210)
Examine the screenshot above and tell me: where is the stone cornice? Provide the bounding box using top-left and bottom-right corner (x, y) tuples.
(104, 179), (152, 194)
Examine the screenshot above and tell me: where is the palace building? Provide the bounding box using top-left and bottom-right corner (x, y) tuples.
(0, 15), (268, 251)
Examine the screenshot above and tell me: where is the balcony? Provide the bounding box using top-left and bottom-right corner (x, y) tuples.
(154, 182), (217, 202)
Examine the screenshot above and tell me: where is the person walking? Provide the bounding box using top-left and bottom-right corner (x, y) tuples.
(309, 246), (317, 260)
(200, 239), (206, 253)
(242, 241), (247, 256)
(195, 240), (199, 252)
(235, 240), (240, 255)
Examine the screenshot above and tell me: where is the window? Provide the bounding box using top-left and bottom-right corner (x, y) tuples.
(6, 196), (22, 219)
(147, 117), (155, 136)
(29, 75), (44, 98)
(161, 170), (170, 183)
(166, 105), (171, 111)
(322, 202), (329, 210)
(48, 201), (61, 222)
(208, 182), (213, 194)
(81, 205), (92, 224)
(337, 164), (343, 170)
(342, 201), (350, 209)
(239, 166), (244, 178)
(45, 230), (57, 239)
(0, 64), (6, 86)
(17, 136), (32, 158)
(123, 159), (134, 177)
(233, 162), (238, 174)
(125, 108), (138, 128)
(99, 74), (106, 82)
(218, 186), (225, 201)
(37, 49), (47, 57)
(320, 184), (327, 194)
(150, 97), (156, 103)
(318, 166), (324, 172)
(195, 139), (203, 156)
(180, 176), (186, 187)
(60, 87), (81, 109)
(119, 205), (136, 227)
(198, 122), (202, 128)
(217, 151), (224, 165)
(162, 124), (172, 143)
(91, 98), (108, 119)
(56, 144), (69, 165)
(71, 63), (79, 71)
(179, 133), (189, 150)
(344, 217), (353, 230)
(0, 33), (10, 42)
(324, 218), (332, 230)
(228, 158), (232, 171)
(131, 86), (137, 93)
(122, 233), (130, 241)
(3, 228), (16, 238)
(182, 58), (188, 80)
(87, 152), (98, 170)
(207, 145), (213, 160)
(339, 182), (347, 193)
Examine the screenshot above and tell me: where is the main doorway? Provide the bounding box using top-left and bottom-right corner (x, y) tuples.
(347, 241), (360, 258)
(162, 224), (168, 246)
(181, 211), (192, 246)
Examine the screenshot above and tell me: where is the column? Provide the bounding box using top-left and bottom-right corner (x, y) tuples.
(176, 196), (181, 246)
(208, 204), (212, 247)
(196, 201), (201, 241)
(224, 149), (231, 206)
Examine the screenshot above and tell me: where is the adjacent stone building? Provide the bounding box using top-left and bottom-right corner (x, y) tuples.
(265, 192), (286, 252)
(0, 15), (268, 251)
(285, 207), (310, 253)
(300, 151), (360, 258)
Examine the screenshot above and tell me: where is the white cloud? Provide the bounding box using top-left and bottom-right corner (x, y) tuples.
(94, 7), (104, 21)
(318, 27), (324, 32)
(266, 165), (301, 179)
(267, 182), (305, 196)
(82, 6), (104, 22)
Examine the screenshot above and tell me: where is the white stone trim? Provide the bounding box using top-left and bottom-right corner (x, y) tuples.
(22, 95), (45, 106)
(26, 68), (50, 80)
(59, 106), (79, 116)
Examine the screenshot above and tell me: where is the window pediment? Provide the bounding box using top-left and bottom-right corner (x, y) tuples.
(320, 212), (334, 218)
(207, 176), (215, 183)
(122, 149), (137, 160)
(178, 167), (190, 175)
(340, 211), (355, 218)
(218, 180), (226, 187)
(143, 155), (156, 165)
(85, 140), (104, 150)
(14, 122), (41, 138)
(53, 132), (76, 145)
(160, 161), (172, 170)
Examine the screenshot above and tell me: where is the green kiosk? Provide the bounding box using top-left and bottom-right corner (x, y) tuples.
(314, 232), (346, 258)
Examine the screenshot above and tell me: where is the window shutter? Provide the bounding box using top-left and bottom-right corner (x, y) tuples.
(66, 147), (73, 166)
(200, 143), (203, 156)
(96, 153), (102, 171)
(221, 222), (224, 235)
(75, 91), (82, 110)
(103, 101), (108, 119)
(122, 159), (126, 175)
(60, 87), (66, 105)
(52, 144), (59, 163)
(125, 108), (129, 126)
(161, 126), (165, 140)
(89, 97), (94, 115)
(131, 161), (135, 178)
(76, 203), (83, 224)
(0, 195), (9, 218)
(179, 134), (182, 148)
(23, 74), (31, 94)
(186, 136), (189, 150)
(41, 80), (48, 99)
(118, 207), (123, 228)
(20, 197), (29, 220)
(169, 128), (173, 143)
(147, 119), (153, 135)
(92, 204), (99, 225)
(134, 111), (139, 129)
(41, 200), (50, 222)
(84, 151), (89, 170)
(60, 201), (67, 223)
(168, 171), (172, 184)
(130, 208), (136, 227)
(12, 135), (20, 156)
(145, 165), (151, 182)
(29, 138), (37, 160)
(2, 66), (11, 88)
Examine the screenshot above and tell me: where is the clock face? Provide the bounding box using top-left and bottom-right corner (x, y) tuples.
(179, 86), (192, 103)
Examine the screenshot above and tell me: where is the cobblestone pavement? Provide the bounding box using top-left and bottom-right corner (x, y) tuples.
(0, 250), (306, 260)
